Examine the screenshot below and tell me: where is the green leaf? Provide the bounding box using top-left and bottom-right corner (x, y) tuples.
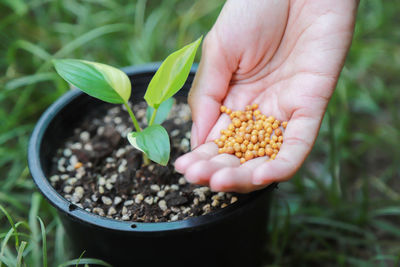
(146, 97), (174, 125)
(144, 36), (202, 108)
(38, 217), (48, 267)
(53, 59), (131, 104)
(128, 125), (170, 166)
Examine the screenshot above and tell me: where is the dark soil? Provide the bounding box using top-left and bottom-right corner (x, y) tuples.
(49, 100), (239, 222)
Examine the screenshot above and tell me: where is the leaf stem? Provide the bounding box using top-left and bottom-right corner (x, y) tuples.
(123, 102), (141, 132)
(148, 107), (158, 126)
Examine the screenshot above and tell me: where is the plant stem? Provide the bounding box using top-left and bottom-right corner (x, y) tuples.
(148, 107), (158, 126)
(123, 102), (141, 132)
(123, 102), (150, 165)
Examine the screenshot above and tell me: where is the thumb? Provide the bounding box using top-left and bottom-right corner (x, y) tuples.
(188, 33), (233, 149)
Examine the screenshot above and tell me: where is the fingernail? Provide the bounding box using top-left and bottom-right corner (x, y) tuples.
(190, 123), (198, 149)
(252, 177), (263, 185)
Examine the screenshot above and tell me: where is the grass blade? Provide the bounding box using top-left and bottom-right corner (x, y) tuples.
(5, 73), (58, 91)
(28, 193), (41, 267)
(58, 258), (112, 267)
(53, 24), (130, 59)
(54, 220), (65, 265)
(37, 217), (47, 267)
(0, 204), (19, 249)
(16, 241), (27, 267)
(0, 254), (15, 267)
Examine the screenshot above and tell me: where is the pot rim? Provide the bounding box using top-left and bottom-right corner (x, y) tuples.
(28, 62), (275, 234)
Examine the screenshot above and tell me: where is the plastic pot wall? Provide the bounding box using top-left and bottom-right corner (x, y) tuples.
(28, 63), (275, 267)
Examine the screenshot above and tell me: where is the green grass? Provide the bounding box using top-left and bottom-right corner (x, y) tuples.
(1, 0), (399, 266)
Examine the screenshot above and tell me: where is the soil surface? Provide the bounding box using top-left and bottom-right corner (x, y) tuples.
(49, 100), (240, 222)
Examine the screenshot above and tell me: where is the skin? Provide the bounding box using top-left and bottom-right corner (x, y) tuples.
(175, 0), (359, 193)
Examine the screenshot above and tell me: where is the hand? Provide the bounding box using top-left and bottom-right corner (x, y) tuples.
(175, 0), (358, 193)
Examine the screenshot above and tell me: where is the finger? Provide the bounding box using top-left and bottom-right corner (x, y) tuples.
(210, 157), (268, 193)
(174, 142), (218, 174)
(184, 154), (240, 185)
(188, 32), (234, 149)
(252, 114), (320, 185)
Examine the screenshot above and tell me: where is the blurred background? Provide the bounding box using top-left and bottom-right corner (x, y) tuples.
(0, 0), (399, 266)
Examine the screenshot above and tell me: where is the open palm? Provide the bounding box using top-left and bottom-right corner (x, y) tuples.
(175, 0), (358, 193)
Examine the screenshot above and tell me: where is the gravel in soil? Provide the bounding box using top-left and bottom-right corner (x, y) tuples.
(50, 100), (240, 222)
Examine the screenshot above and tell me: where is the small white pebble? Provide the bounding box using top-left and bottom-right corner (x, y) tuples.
(182, 207), (191, 214)
(230, 196), (238, 204)
(122, 206), (128, 215)
(61, 174), (69, 180)
(91, 194), (98, 202)
(93, 207), (105, 216)
(105, 157), (114, 163)
(74, 186), (84, 195)
(170, 184), (179, 191)
(114, 196), (122, 205)
(170, 215), (179, 221)
(211, 195), (220, 201)
(202, 204), (211, 213)
(104, 116), (112, 123)
(63, 186), (73, 194)
(171, 207), (180, 213)
(193, 198), (199, 205)
(135, 194), (144, 204)
(150, 184), (160, 192)
(58, 166), (66, 172)
(109, 174), (118, 183)
(158, 200), (167, 211)
(144, 196), (154, 205)
(101, 196), (112, 205)
(185, 131), (191, 139)
(63, 149), (72, 157)
(118, 164), (127, 173)
(211, 199), (219, 207)
(50, 175), (59, 183)
(108, 207), (117, 216)
(71, 142), (82, 150)
(98, 177), (106, 186)
(124, 200), (134, 206)
(58, 157), (66, 165)
(157, 190), (166, 198)
(71, 195), (81, 203)
(178, 177), (186, 185)
(98, 186), (105, 194)
(105, 183), (113, 190)
(80, 131), (90, 142)
(200, 187), (210, 193)
(180, 138), (190, 151)
(121, 214), (130, 221)
(66, 166), (74, 172)
(171, 129), (180, 137)
(97, 126), (105, 135)
(116, 148), (125, 158)
(221, 203), (228, 208)
(69, 155), (78, 166)
(84, 143), (93, 151)
(114, 116), (122, 124)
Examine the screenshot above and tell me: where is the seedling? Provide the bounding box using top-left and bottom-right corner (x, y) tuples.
(53, 37), (202, 166)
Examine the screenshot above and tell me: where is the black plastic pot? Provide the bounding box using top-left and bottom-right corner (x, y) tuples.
(28, 63), (275, 267)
